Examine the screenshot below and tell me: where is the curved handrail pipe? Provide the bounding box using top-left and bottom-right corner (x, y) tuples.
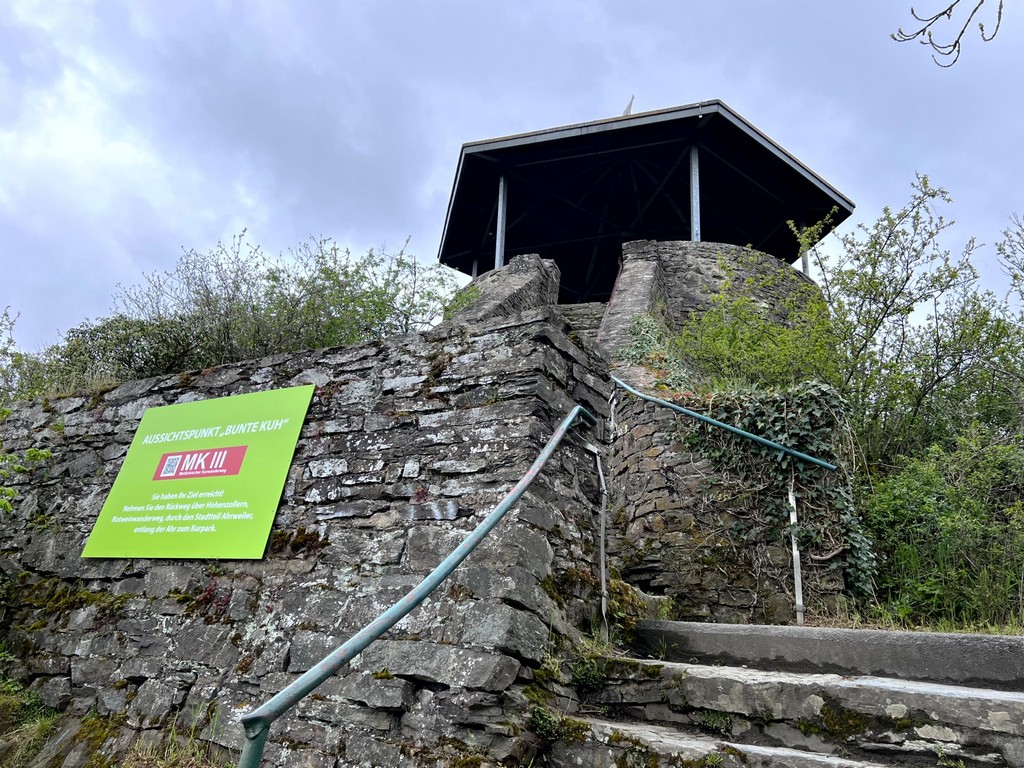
(236, 404), (597, 767)
(611, 375), (836, 472)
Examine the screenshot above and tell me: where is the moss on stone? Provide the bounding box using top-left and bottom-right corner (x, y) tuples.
(608, 579), (649, 640)
(21, 578), (128, 629)
(698, 709), (733, 735)
(75, 712), (127, 768)
(797, 697), (876, 742)
(269, 525), (329, 556)
(820, 700), (870, 739)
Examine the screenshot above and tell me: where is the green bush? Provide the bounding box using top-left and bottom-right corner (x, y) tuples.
(1, 234), (461, 402)
(0, 411), (50, 516)
(672, 253), (841, 391)
(864, 428), (1024, 626)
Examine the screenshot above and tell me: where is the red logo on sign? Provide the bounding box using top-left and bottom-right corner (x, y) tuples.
(153, 446), (248, 480)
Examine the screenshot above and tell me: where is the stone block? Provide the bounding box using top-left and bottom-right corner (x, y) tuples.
(355, 641), (520, 692)
(345, 734), (404, 767)
(32, 675), (72, 710)
(171, 622), (238, 670)
(126, 677), (189, 728)
(472, 524), (554, 577)
(142, 564), (200, 598)
(285, 629), (344, 673)
(460, 602), (548, 664)
(334, 671), (415, 711)
(404, 525), (468, 571)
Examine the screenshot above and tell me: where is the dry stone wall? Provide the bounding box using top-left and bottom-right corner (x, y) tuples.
(599, 240), (848, 623)
(0, 246), (858, 766)
(0, 285), (611, 766)
(607, 393), (845, 624)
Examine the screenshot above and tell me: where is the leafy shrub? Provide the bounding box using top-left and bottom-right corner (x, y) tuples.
(1, 234), (461, 402)
(0, 411), (50, 516)
(672, 252), (841, 391)
(864, 428), (1024, 626)
(0, 674), (57, 765)
(683, 382), (876, 600)
(622, 313), (875, 602)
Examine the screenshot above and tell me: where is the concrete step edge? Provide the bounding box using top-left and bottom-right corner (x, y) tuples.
(636, 620), (1024, 691)
(604, 654), (1024, 707)
(569, 717), (893, 768)
(593, 655), (1024, 749)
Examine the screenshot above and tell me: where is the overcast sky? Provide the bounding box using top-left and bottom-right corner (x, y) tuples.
(2, 1), (1021, 350)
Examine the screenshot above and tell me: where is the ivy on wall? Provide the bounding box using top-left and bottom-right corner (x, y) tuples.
(620, 315), (876, 605)
(0, 408), (50, 516)
(678, 382), (876, 600)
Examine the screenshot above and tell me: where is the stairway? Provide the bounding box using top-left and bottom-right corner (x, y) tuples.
(546, 621), (1024, 767)
(556, 301), (608, 345)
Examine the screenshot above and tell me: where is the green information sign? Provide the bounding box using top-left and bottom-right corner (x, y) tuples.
(82, 385), (315, 559)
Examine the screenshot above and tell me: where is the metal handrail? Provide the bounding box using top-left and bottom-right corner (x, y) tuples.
(611, 375), (836, 471)
(236, 404), (597, 767)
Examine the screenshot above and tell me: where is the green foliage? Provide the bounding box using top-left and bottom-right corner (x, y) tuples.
(673, 252), (841, 390)
(619, 314), (694, 391)
(527, 706), (588, 744)
(0, 427), (50, 515)
(0, 234), (461, 403)
(442, 283), (482, 322)
(698, 709), (733, 735)
(606, 578), (651, 641)
(621, 175), (1024, 627)
(0, 677), (52, 733)
(803, 175), (1019, 469)
(683, 383), (876, 599)
(645, 176), (1021, 473)
(570, 652), (605, 693)
(864, 427), (1024, 626)
(621, 311), (875, 601)
(803, 177), (1024, 627)
(120, 715), (228, 768)
(0, 673), (57, 766)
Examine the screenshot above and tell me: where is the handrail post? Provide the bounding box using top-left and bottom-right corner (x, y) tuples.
(238, 719), (270, 768)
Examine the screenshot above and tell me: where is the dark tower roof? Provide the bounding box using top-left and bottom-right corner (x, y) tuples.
(438, 100), (854, 303)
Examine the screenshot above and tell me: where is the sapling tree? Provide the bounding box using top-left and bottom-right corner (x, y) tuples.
(802, 175), (1016, 469)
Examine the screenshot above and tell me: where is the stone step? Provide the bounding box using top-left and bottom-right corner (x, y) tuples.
(635, 619), (1024, 691)
(549, 718), (893, 768)
(587, 656), (1024, 766)
(556, 301), (608, 346)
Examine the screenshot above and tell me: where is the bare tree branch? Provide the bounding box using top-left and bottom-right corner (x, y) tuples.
(893, 0), (1004, 66)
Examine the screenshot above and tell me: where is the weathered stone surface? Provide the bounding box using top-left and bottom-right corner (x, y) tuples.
(460, 565), (554, 617)
(554, 718), (904, 767)
(345, 734), (404, 767)
(595, 245), (666, 356)
(607, 377), (848, 623)
(638, 619), (1024, 691)
(335, 671), (415, 711)
(32, 674), (72, 709)
(355, 641), (520, 692)
(286, 630), (345, 673)
(588, 655), (1024, 766)
(0, 242), (910, 767)
(460, 602), (548, 664)
(0, 266), (620, 766)
(442, 253), (561, 328)
(127, 677), (191, 728)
